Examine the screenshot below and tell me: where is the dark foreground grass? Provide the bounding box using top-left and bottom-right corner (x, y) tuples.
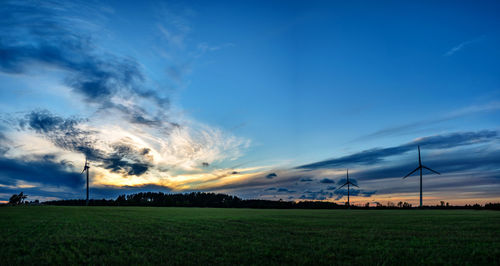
(1, 207), (499, 265)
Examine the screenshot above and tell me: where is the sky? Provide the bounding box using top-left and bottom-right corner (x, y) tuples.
(1, 0), (499, 206)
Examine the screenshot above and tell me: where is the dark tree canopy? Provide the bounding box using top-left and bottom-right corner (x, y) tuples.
(33, 192), (500, 210)
(8, 192), (27, 205)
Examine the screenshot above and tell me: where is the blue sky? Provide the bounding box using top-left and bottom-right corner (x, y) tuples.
(0, 0), (499, 205)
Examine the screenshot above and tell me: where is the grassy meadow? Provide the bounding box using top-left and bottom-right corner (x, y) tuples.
(1, 206), (499, 265)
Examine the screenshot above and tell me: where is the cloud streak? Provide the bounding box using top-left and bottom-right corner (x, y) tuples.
(298, 130), (498, 169)
(444, 36), (484, 56)
(354, 102), (500, 141)
(0, 154), (83, 189)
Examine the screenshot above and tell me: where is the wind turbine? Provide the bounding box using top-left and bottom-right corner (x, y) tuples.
(81, 157), (90, 206)
(403, 145), (440, 207)
(337, 169), (359, 206)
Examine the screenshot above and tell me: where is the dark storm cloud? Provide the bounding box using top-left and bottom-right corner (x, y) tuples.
(277, 188), (295, 193)
(100, 143), (153, 176)
(353, 148), (500, 181)
(299, 194), (326, 200)
(333, 189), (377, 200)
(266, 173), (277, 179)
(128, 113), (161, 126)
(297, 130), (498, 169)
(299, 190), (332, 200)
(299, 177), (313, 182)
(0, 154), (83, 188)
(296, 182), (377, 200)
(21, 110), (83, 134)
(114, 105), (162, 127)
(0, 1), (169, 120)
(319, 178), (335, 184)
(19, 110), (154, 176)
(262, 187), (295, 194)
(20, 109), (99, 159)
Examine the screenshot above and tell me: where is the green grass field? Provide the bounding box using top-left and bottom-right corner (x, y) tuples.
(1, 207), (499, 265)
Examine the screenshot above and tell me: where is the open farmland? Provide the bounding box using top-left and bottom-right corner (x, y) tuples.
(1, 207), (499, 265)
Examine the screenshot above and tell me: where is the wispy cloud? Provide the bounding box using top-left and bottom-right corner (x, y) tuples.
(155, 4), (233, 87)
(354, 101), (500, 141)
(444, 36), (484, 56)
(299, 130), (498, 169)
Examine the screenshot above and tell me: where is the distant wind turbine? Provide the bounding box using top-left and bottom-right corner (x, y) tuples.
(81, 157), (90, 206)
(337, 169), (359, 206)
(403, 145), (441, 207)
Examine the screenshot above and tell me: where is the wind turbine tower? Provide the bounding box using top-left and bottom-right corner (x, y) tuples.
(81, 157), (90, 206)
(403, 145), (441, 207)
(337, 169), (359, 206)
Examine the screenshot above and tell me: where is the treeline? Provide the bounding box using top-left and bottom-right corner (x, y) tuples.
(483, 203), (500, 210)
(374, 201), (500, 210)
(14, 191), (500, 210)
(43, 192), (343, 209)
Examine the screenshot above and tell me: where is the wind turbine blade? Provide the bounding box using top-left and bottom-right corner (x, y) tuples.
(81, 157), (88, 174)
(422, 165), (440, 175)
(350, 183), (359, 188)
(403, 167), (420, 179)
(337, 182), (348, 190)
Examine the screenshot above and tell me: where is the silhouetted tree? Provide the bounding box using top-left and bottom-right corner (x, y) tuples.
(8, 192), (27, 205)
(485, 203), (500, 210)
